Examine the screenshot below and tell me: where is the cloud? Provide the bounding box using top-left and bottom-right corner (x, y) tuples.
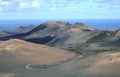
(92, 0), (120, 10)
(31, 1), (40, 8)
(0, 0), (120, 18)
(1, 1), (11, 5)
(0, 0), (19, 11)
(93, 0), (110, 3)
(93, 0), (120, 4)
(0, 0), (41, 11)
(0, 0), (80, 12)
(0, 0), (85, 12)
(19, 2), (29, 8)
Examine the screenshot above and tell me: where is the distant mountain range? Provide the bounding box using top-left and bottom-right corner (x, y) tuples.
(0, 30), (14, 37)
(0, 21), (120, 52)
(11, 24), (37, 33)
(0, 25), (37, 37)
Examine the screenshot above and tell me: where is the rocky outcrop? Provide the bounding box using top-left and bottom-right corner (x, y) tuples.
(73, 22), (94, 31)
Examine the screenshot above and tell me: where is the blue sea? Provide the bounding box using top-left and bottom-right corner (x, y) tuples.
(0, 19), (120, 30)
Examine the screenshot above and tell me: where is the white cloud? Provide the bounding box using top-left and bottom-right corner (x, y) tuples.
(31, 1), (40, 8)
(19, 2), (29, 8)
(1, 1), (11, 5)
(0, 0), (120, 15)
(93, 0), (110, 3)
(0, 0), (41, 11)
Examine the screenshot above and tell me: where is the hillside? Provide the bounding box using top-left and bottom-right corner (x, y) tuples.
(0, 39), (75, 64)
(0, 21), (120, 52)
(24, 21), (71, 39)
(59, 51), (120, 77)
(47, 30), (102, 46)
(115, 30), (120, 37)
(0, 30), (13, 37)
(0, 21), (93, 44)
(11, 25), (37, 33)
(0, 21), (120, 77)
(0, 39), (76, 77)
(73, 22), (94, 31)
(46, 25), (119, 51)
(0, 39), (120, 77)
(0, 21), (72, 44)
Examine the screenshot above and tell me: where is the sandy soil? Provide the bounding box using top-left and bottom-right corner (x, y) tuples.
(0, 39), (120, 77)
(70, 52), (120, 77)
(0, 39), (75, 65)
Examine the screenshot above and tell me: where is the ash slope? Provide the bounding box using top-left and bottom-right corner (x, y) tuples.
(59, 51), (120, 77)
(47, 25), (118, 46)
(1, 39), (120, 77)
(0, 39), (75, 65)
(0, 39), (75, 77)
(47, 29), (120, 53)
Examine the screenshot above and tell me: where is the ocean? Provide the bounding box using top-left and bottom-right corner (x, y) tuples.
(0, 19), (120, 30)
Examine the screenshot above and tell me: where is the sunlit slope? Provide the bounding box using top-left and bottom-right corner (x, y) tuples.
(69, 52), (120, 77)
(47, 30), (102, 45)
(0, 39), (75, 66)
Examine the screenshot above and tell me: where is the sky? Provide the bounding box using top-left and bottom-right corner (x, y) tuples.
(0, 0), (120, 19)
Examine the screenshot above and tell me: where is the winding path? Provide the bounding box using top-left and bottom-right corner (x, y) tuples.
(25, 54), (83, 70)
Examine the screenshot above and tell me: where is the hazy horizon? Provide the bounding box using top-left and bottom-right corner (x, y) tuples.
(0, 0), (120, 30)
(0, 19), (120, 30)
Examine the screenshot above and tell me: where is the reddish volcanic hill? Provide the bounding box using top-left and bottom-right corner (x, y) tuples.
(0, 39), (75, 65)
(0, 39), (76, 77)
(115, 30), (120, 37)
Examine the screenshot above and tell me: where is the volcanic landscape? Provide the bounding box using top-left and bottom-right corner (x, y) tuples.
(0, 21), (120, 77)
